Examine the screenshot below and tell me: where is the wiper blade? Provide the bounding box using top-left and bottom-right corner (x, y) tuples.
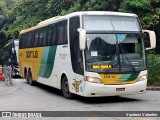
(119, 43), (137, 72)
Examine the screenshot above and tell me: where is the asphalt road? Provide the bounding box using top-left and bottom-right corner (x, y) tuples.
(0, 78), (160, 120)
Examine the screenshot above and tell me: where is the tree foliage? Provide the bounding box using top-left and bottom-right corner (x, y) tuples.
(0, 0), (160, 53)
(120, 0), (160, 29)
(0, 0), (19, 63)
(61, 0), (123, 15)
(1, 0), (160, 38)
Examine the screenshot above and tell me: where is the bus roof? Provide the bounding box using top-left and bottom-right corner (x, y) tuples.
(19, 11), (138, 34)
(66, 11), (137, 17)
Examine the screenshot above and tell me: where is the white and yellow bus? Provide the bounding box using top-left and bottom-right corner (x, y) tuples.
(19, 11), (156, 99)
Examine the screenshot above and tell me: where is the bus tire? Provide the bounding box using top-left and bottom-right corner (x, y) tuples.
(27, 70), (35, 86)
(26, 73), (29, 84)
(62, 76), (73, 99)
(25, 69), (29, 84)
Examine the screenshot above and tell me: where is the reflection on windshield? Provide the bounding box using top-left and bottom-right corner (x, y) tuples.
(85, 34), (146, 73)
(83, 15), (140, 32)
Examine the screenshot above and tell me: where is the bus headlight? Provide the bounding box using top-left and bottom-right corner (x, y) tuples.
(137, 75), (147, 81)
(86, 77), (102, 83)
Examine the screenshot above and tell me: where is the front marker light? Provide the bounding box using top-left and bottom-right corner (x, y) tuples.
(137, 75), (147, 81)
(86, 77), (102, 84)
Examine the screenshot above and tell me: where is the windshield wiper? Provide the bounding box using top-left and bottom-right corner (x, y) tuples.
(119, 43), (137, 72)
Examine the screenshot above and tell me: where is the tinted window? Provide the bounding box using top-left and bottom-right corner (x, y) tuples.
(52, 25), (57, 45)
(19, 19), (68, 49)
(69, 16), (84, 75)
(56, 20), (67, 45)
(47, 28), (52, 45)
(35, 31), (39, 47)
(21, 33), (27, 48)
(30, 31), (35, 47)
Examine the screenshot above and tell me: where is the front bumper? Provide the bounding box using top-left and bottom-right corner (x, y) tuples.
(83, 80), (147, 97)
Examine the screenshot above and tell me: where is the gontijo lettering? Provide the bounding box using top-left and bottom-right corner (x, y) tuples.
(26, 51), (38, 58)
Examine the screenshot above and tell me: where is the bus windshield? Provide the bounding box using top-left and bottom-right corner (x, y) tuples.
(85, 33), (146, 73)
(83, 15), (141, 32)
(83, 15), (145, 73)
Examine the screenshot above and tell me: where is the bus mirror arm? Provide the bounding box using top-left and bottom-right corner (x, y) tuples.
(77, 28), (86, 50)
(142, 30), (156, 50)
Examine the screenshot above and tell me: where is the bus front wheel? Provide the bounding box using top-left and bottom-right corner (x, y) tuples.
(62, 76), (73, 99)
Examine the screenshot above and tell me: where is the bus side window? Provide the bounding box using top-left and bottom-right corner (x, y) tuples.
(19, 34), (24, 49)
(19, 35), (22, 49)
(38, 30), (43, 47)
(55, 23), (60, 45)
(45, 25), (55, 46)
(52, 25), (56, 45)
(31, 31), (35, 47)
(28, 33), (31, 48)
(35, 31), (39, 47)
(24, 33), (29, 48)
(43, 29), (47, 46)
(56, 20), (67, 45)
(47, 26), (53, 46)
(58, 25), (64, 44)
(22, 34), (26, 48)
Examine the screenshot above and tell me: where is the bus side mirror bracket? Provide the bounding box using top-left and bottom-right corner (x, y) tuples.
(143, 30), (156, 50)
(77, 28), (86, 50)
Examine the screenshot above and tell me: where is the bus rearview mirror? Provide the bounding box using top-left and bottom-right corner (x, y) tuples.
(143, 30), (156, 50)
(77, 28), (86, 50)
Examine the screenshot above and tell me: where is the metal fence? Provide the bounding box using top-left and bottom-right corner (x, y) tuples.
(2, 67), (14, 86)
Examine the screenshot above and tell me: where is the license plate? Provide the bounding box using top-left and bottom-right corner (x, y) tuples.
(116, 88), (125, 91)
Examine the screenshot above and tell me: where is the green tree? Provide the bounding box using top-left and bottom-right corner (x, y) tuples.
(61, 0), (123, 15)
(4, 0), (50, 38)
(47, 0), (66, 17)
(120, 0), (160, 29)
(0, 0), (19, 63)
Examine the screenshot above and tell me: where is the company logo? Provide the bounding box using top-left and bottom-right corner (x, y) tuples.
(72, 80), (82, 92)
(2, 112), (11, 117)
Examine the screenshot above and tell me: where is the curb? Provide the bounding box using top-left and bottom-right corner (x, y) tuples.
(147, 87), (160, 91)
